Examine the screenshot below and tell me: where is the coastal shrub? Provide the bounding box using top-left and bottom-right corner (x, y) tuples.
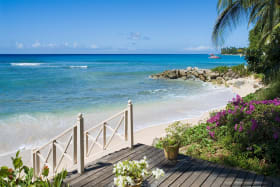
(165, 91), (280, 176)
(156, 122), (189, 148)
(231, 64), (250, 77)
(211, 66), (229, 74)
(211, 64), (250, 77)
(244, 79), (280, 101)
(0, 151), (67, 187)
(205, 95), (280, 175)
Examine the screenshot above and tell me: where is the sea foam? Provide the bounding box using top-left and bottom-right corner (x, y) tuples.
(11, 63), (42, 66)
(70, 65), (88, 69)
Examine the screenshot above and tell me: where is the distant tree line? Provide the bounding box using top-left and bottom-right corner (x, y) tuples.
(221, 47), (246, 55)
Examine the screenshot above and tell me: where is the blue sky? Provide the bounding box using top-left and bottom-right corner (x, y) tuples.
(0, 0), (250, 54)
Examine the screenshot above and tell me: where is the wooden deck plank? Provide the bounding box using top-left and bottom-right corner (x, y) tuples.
(155, 157), (193, 187)
(70, 144), (152, 186)
(168, 161), (200, 186)
(180, 161), (211, 186)
(262, 177), (273, 187)
(62, 144), (279, 187)
(191, 162), (218, 187)
(100, 147), (166, 187)
(210, 167), (232, 187)
(222, 168), (240, 186)
(252, 175), (264, 187)
(201, 165), (225, 187)
(243, 172), (256, 186)
(64, 143), (145, 184)
(145, 157), (181, 185)
(231, 170), (248, 186)
(79, 146), (156, 187)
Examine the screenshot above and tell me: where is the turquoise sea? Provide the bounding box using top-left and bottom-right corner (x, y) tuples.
(0, 54), (245, 154)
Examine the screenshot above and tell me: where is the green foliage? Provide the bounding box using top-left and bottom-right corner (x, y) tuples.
(211, 66), (229, 74)
(0, 151), (67, 187)
(245, 27), (280, 83)
(244, 79), (280, 101)
(213, 0), (280, 46)
(221, 47), (245, 55)
(159, 85), (280, 176)
(211, 64), (250, 77)
(156, 122), (189, 148)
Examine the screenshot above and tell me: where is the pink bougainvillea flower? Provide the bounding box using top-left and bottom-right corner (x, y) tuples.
(234, 124), (238, 131)
(209, 131), (215, 139)
(239, 125), (243, 132)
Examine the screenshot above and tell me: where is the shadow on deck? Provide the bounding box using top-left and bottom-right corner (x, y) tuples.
(63, 144), (280, 187)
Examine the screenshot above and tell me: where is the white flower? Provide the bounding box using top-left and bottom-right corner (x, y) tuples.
(152, 168), (165, 179)
(126, 176), (134, 185)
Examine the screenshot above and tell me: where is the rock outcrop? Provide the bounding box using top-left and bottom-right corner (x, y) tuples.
(149, 67), (244, 84)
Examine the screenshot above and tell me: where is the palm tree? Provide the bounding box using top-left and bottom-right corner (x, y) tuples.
(212, 0), (280, 46)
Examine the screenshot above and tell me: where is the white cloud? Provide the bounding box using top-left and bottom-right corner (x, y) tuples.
(184, 46), (213, 51)
(90, 44), (98, 49)
(47, 43), (56, 48)
(64, 42), (69, 47)
(32, 41), (41, 48)
(16, 42), (24, 49)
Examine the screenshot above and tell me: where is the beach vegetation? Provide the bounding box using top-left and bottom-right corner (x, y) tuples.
(211, 64), (250, 77)
(0, 151), (67, 187)
(245, 28), (280, 83)
(157, 84), (280, 176)
(156, 122), (188, 160)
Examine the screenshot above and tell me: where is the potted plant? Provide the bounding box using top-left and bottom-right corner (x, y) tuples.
(113, 156), (164, 187)
(158, 122), (188, 160)
(160, 136), (180, 160)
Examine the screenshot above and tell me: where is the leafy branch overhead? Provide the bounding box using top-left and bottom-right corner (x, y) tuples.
(213, 0), (280, 46)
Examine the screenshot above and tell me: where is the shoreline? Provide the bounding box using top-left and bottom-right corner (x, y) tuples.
(0, 75), (262, 168)
(135, 75), (263, 145)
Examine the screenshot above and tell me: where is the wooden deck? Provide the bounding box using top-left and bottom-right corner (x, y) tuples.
(64, 144), (280, 187)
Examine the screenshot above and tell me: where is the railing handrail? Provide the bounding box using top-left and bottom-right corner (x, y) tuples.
(33, 126), (75, 153)
(31, 100), (134, 178)
(85, 108), (127, 134)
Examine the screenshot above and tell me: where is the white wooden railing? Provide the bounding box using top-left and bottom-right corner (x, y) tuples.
(32, 100), (134, 177)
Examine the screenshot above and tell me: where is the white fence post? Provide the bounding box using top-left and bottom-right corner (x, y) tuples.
(124, 110), (128, 141)
(73, 125), (77, 165)
(85, 132), (89, 157)
(35, 151), (40, 177)
(77, 113), (85, 174)
(32, 150), (36, 177)
(52, 141), (56, 175)
(103, 122), (107, 150)
(128, 100), (134, 148)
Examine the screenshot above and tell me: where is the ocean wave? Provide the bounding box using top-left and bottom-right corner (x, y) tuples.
(10, 63), (42, 66)
(69, 65), (88, 69)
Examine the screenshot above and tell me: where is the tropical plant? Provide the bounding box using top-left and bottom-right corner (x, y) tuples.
(212, 0), (280, 46)
(0, 151), (67, 187)
(157, 121), (188, 148)
(113, 156), (164, 187)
